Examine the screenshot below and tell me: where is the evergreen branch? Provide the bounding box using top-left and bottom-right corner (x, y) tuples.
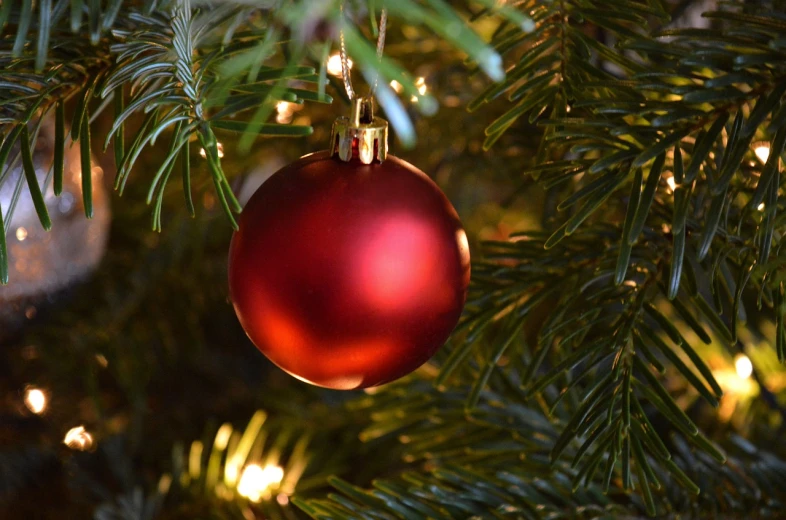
(297, 382), (786, 518)
(440, 219), (782, 506)
(102, 3), (327, 231)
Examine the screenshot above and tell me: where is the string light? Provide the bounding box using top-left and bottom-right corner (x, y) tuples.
(199, 142), (224, 159)
(237, 464), (284, 502)
(24, 387), (47, 414)
(275, 101), (301, 124)
(389, 80), (403, 93)
(15, 227), (27, 241)
(757, 202), (765, 211)
(734, 354), (753, 379)
(327, 53), (350, 77)
(754, 143), (770, 163)
(666, 175), (677, 192)
(64, 426), (94, 451)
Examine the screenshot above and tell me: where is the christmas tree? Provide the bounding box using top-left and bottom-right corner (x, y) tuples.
(2, 0), (786, 517)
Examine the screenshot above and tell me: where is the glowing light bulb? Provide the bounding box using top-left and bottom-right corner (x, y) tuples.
(389, 80), (403, 93)
(64, 426), (94, 451)
(327, 53), (350, 77)
(734, 354), (753, 379)
(237, 464), (284, 502)
(757, 202), (765, 211)
(16, 227), (27, 241)
(666, 176), (677, 192)
(199, 142), (224, 159)
(276, 101), (301, 124)
(754, 144), (770, 163)
(24, 387), (47, 414)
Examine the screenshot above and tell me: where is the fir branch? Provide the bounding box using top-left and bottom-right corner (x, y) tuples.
(296, 382), (786, 518)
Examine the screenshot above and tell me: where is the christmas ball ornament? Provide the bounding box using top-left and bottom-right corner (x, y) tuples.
(0, 118), (110, 341)
(229, 98), (470, 389)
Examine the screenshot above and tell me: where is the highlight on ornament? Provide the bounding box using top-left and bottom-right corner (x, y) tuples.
(23, 386), (47, 414)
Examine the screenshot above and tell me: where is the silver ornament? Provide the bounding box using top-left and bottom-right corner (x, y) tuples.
(0, 120), (110, 339)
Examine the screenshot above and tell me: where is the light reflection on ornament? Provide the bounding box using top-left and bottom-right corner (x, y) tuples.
(734, 354), (753, 379)
(199, 142), (224, 159)
(754, 144), (770, 163)
(64, 426), (94, 451)
(15, 227), (28, 241)
(237, 464), (284, 502)
(24, 387), (47, 414)
(327, 53), (350, 77)
(358, 215), (441, 311)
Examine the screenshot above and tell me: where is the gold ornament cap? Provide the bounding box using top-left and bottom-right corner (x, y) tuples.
(330, 96), (388, 164)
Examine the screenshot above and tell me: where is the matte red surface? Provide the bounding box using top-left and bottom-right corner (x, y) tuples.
(228, 152), (470, 389)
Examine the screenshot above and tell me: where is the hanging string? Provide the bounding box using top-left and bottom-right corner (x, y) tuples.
(339, 2), (388, 101)
(371, 9), (387, 96)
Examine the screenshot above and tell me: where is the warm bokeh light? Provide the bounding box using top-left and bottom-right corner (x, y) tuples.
(16, 227), (28, 241)
(735, 354), (753, 379)
(95, 354), (109, 367)
(275, 101), (302, 124)
(199, 142), (224, 159)
(24, 387), (47, 414)
(757, 202), (765, 211)
(390, 80), (403, 93)
(327, 53), (350, 77)
(411, 77), (427, 102)
(666, 175), (677, 192)
(237, 464), (284, 502)
(64, 426), (94, 451)
(754, 144), (770, 163)
(415, 77), (427, 95)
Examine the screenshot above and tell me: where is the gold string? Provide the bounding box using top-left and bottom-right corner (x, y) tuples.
(339, 2), (388, 101)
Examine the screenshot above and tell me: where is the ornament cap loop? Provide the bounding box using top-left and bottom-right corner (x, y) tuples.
(330, 97), (388, 164)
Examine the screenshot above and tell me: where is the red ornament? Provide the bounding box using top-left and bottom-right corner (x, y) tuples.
(228, 98), (470, 389)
